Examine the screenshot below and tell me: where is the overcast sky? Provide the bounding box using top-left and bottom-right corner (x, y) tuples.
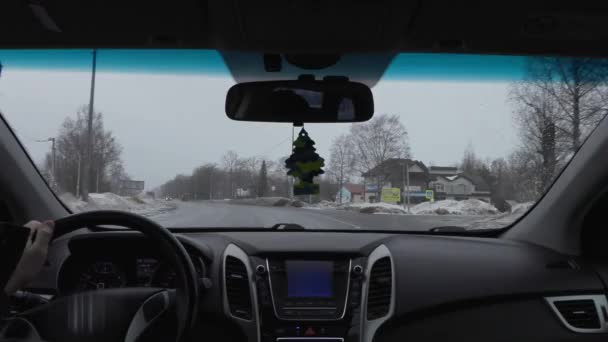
(0, 69), (518, 189)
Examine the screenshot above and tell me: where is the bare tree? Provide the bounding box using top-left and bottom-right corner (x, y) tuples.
(191, 163), (219, 200)
(44, 107), (125, 196)
(221, 150), (240, 198)
(258, 160), (269, 197)
(507, 149), (545, 202)
(328, 134), (355, 203)
(240, 156), (261, 196)
(524, 57), (608, 151)
(460, 143), (483, 175)
(510, 66), (586, 195)
(269, 156), (290, 197)
(348, 114), (411, 196)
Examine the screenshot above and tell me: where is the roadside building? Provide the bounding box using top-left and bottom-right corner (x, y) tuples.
(336, 184), (365, 203)
(362, 158), (430, 203)
(430, 173), (491, 202)
(429, 166), (462, 178)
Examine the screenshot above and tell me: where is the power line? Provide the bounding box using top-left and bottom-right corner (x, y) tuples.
(259, 136), (291, 156)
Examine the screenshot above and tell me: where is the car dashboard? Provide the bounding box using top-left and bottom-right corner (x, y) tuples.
(34, 229), (608, 342)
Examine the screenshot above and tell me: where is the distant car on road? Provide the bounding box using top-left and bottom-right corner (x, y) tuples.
(165, 196), (172, 201)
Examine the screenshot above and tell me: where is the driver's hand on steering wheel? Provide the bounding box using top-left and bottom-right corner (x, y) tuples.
(3, 220), (54, 296)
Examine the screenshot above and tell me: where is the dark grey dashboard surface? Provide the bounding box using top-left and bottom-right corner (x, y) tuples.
(42, 229), (608, 341)
(49, 230), (605, 310)
(384, 235), (604, 315)
(184, 231), (394, 255)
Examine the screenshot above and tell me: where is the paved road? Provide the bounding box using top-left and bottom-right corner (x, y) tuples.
(150, 201), (487, 231)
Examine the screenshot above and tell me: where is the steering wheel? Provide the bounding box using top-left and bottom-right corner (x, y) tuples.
(20, 211), (199, 342)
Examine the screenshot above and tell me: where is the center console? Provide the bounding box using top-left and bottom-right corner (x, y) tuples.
(254, 256), (364, 342)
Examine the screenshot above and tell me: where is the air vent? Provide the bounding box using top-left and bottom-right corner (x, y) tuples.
(367, 256), (392, 320)
(225, 256), (252, 320)
(553, 299), (600, 329)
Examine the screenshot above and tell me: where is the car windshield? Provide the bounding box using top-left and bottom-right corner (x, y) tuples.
(1, 50), (606, 231)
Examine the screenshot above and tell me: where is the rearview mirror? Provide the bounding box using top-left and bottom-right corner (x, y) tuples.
(225, 79), (374, 123)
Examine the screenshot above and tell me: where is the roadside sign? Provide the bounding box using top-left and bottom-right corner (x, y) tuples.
(425, 189), (434, 201)
(381, 187), (401, 203)
(366, 184), (378, 193)
(120, 179), (144, 191)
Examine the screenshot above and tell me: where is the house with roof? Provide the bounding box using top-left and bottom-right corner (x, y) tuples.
(429, 166), (462, 178)
(362, 158), (430, 203)
(360, 159), (492, 203)
(336, 184), (365, 203)
(430, 173), (491, 202)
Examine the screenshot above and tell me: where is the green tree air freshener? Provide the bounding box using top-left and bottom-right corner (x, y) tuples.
(285, 128), (325, 195)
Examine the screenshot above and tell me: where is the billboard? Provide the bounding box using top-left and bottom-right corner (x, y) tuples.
(120, 179), (144, 191)
(381, 188), (401, 203)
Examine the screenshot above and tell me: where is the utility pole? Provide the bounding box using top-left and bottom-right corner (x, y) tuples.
(406, 162), (411, 213)
(82, 49), (97, 201)
(96, 171), (100, 193)
(36, 137), (56, 189)
(209, 170), (213, 200)
(289, 125), (295, 199)
(402, 161), (406, 210)
(76, 154), (81, 197)
(51, 138), (56, 189)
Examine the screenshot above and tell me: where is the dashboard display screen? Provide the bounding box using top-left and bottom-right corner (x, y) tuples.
(136, 258), (158, 278)
(286, 260), (333, 298)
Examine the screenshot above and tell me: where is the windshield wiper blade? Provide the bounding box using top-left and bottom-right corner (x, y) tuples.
(270, 223), (307, 231)
(427, 226), (506, 237)
(428, 226), (467, 233)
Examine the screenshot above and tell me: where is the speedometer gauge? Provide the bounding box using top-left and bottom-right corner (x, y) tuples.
(77, 261), (126, 291)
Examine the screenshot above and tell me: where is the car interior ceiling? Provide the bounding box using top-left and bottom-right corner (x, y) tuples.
(3, 1), (608, 342)
(0, 0), (607, 56)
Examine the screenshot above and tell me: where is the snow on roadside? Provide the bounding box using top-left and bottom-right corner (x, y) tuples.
(338, 202), (408, 215)
(510, 202), (534, 216)
(59, 192), (177, 217)
(223, 195), (504, 217)
(410, 199), (499, 216)
(226, 197), (307, 208)
(306, 200), (339, 210)
(309, 199), (499, 216)
(466, 201), (534, 230)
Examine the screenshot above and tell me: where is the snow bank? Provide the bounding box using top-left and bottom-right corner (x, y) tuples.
(58, 193), (89, 212)
(59, 192), (177, 217)
(339, 202), (408, 215)
(411, 199), (499, 216)
(510, 202), (534, 216)
(307, 200), (339, 210)
(227, 197), (307, 208)
(466, 201), (534, 230)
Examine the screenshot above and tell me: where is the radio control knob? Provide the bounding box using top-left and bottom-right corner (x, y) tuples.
(256, 265), (267, 275)
(352, 265), (363, 277)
